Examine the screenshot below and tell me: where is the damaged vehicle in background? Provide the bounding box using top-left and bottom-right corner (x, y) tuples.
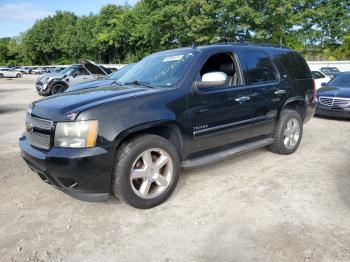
(65, 63), (135, 93)
(35, 60), (109, 96)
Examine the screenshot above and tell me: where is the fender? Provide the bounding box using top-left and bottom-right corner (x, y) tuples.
(114, 120), (185, 158)
(280, 96), (306, 119)
(47, 79), (69, 92)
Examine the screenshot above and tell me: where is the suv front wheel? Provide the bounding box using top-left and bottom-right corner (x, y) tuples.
(113, 134), (180, 209)
(270, 109), (303, 155)
(51, 83), (66, 95)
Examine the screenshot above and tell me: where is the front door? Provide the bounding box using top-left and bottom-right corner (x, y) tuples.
(187, 51), (253, 153)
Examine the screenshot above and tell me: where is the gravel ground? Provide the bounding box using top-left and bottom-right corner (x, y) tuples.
(0, 75), (349, 262)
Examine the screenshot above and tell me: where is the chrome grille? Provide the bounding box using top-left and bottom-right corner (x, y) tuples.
(333, 98), (350, 108)
(319, 97), (334, 107)
(26, 132), (51, 150)
(26, 114), (53, 130)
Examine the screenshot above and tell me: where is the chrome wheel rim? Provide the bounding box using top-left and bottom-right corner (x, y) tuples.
(130, 148), (173, 199)
(283, 118), (300, 149)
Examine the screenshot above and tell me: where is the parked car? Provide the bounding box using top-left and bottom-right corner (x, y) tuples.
(32, 67), (48, 74)
(20, 43), (315, 208)
(35, 60), (109, 96)
(320, 67), (341, 79)
(311, 71), (331, 89)
(21, 67), (35, 74)
(65, 63), (135, 92)
(0, 68), (22, 78)
(315, 73), (350, 119)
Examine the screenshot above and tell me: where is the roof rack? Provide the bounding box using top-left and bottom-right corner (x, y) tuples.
(215, 40), (290, 49)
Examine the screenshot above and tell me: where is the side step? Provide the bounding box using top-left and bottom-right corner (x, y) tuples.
(181, 138), (274, 169)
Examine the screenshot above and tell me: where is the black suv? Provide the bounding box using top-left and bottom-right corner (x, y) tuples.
(20, 43), (316, 208)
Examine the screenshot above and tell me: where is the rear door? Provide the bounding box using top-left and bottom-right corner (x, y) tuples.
(241, 50), (286, 138)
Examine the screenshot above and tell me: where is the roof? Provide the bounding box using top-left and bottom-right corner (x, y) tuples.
(155, 41), (291, 55)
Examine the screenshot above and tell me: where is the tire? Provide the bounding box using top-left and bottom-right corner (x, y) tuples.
(269, 109), (303, 155)
(16, 73), (21, 78)
(0, 73), (3, 78)
(113, 134), (180, 209)
(51, 83), (66, 95)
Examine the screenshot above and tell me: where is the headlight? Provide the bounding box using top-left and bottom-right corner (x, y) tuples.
(54, 120), (98, 148)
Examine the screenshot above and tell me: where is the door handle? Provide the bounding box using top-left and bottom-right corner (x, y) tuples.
(274, 90), (286, 95)
(235, 96), (251, 102)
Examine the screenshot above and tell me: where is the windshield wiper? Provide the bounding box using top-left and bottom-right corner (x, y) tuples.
(123, 81), (156, 89)
(110, 80), (124, 85)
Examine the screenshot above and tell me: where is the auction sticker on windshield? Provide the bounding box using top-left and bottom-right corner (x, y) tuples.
(163, 55), (184, 62)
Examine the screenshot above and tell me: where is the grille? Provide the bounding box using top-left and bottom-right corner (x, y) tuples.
(333, 98), (350, 108)
(26, 131), (51, 150)
(26, 114), (53, 130)
(319, 97), (333, 107)
(319, 96), (350, 108)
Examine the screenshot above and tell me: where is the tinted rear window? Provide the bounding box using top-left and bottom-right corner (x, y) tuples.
(244, 51), (277, 84)
(275, 51), (311, 80)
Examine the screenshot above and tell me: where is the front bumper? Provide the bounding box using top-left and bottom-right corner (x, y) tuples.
(19, 134), (116, 202)
(315, 103), (350, 119)
(36, 82), (51, 95)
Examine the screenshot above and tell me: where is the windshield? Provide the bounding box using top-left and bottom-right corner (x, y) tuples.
(108, 64), (135, 80)
(328, 74), (350, 87)
(60, 66), (78, 75)
(118, 50), (196, 88)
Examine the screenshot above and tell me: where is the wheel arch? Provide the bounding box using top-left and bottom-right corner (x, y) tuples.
(281, 97), (307, 120)
(114, 121), (184, 160)
(49, 80), (69, 93)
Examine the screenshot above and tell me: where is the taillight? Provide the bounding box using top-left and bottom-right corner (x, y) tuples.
(312, 79), (316, 103)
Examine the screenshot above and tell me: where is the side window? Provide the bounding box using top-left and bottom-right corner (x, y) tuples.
(275, 51), (312, 80)
(78, 68), (89, 76)
(245, 51), (277, 84)
(314, 72), (323, 79)
(199, 52), (241, 87)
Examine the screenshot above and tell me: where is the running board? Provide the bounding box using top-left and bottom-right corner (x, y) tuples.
(181, 138), (274, 169)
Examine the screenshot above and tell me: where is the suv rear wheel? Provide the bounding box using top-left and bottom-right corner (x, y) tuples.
(270, 109), (303, 155)
(113, 134), (180, 209)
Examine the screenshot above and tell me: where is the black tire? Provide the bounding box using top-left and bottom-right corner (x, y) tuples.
(16, 73), (21, 78)
(51, 83), (66, 95)
(0, 73), (3, 78)
(269, 109), (303, 155)
(112, 134), (180, 209)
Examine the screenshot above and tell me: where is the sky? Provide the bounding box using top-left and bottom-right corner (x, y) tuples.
(0, 0), (138, 38)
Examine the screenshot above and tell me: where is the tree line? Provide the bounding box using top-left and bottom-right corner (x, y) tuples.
(0, 0), (349, 66)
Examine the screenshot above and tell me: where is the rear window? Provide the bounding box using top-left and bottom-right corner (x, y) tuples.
(275, 51), (311, 80)
(244, 51), (277, 84)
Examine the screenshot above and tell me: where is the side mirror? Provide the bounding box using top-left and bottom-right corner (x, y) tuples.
(321, 82), (327, 87)
(72, 72), (78, 78)
(195, 72), (227, 90)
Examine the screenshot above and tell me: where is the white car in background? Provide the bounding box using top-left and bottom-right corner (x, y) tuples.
(0, 68), (22, 78)
(311, 71), (331, 89)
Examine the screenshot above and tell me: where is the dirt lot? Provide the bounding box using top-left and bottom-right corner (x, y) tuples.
(0, 75), (349, 262)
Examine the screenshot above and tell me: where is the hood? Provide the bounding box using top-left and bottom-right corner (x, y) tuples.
(37, 72), (64, 82)
(82, 60), (108, 76)
(64, 79), (116, 92)
(30, 85), (158, 121)
(317, 85), (350, 98)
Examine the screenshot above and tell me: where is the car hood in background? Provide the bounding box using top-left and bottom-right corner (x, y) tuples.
(317, 86), (350, 97)
(37, 72), (64, 82)
(64, 79), (116, 92)
(30, 85), (158, 121)
(82, 60), (108, 76)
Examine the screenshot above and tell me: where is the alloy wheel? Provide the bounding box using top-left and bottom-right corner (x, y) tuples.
(283, 118), (300, 149)
(130, 148), (173, 199)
